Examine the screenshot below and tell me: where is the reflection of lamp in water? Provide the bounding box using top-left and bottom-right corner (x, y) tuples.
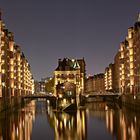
(16, 127), (19, 138)
(134, 116), (137, 123)
(47, 100), (50, 104)
(133, 95), (136, 100)
(22, 120), (25, 129)
(64, 117), (67, 128)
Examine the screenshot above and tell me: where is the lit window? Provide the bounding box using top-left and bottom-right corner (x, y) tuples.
(2, 50), (4, 55)
(130, 63), (133, 69)
(2, 60), (4, 63)
(130, 56), (133, 62)
(130, 70), (134, 76)
(129, 49), (133, 55)
(2, 69), (5, 74)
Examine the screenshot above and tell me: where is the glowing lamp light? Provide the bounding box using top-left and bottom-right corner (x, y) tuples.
(59, 94), (62, 98)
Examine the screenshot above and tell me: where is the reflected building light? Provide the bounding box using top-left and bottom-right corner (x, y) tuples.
(134, 116), (136, 123)
(26, 115), (28, 121)
(60, 121), (63, 130)
(82, 111), (86, 137)
(47, 100), (50, 104)
(133, 95), (136, 100)
(128, 127), (131, 135)
(16, 127), (19, 138)
(12, 124), (16, 140)
(82, 111), (85, 126)
(123, 126), (127, 140)
(76, 110), (86, 140)
(54, 116), (59, 137)
(64, 118), (67, 128)
(121, 115), (127, 140)
(106, 111), (109, 130)
(110, 110), (113, 134)
(86, 109), (89, 118)
(77, 110), (82, 139)
(71, 117), (74, 128)
(22, 120), (25, 128)
(19, 118), (22, 140)
(68, 121), (71, 129)
(47, 105), (87, 140)
(131, 123), (136, 140)
(32, 110), (36, 121)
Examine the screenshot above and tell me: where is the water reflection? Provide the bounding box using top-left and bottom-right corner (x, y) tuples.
(0, 100), (35, 140)
(85, 102), (140, 140)
(0, 100), (140, 140)
(47, 108), (86, 140)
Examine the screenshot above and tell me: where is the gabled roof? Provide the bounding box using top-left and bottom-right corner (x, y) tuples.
(55, 58), (80, 71)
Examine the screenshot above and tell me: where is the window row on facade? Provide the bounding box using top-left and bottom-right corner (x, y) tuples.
(105, 14), (140, 94)
(0, 13), (34, 98)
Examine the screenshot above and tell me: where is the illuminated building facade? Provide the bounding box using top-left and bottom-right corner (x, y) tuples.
(104, 14), (140, 94)
(93, 73), (105, 92)
(114, 52), (121, 93)
(54, 58), (86, 96)
(0, 11), (34, 97)
(86, 73), (105, 93)
(34, 81), (45, 93)
(119, 14), (140, 94)
(85, 76), (94, 93)
(104, 64), (115, 92)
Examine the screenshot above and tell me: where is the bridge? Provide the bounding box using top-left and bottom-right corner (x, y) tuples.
(81, 92), (121, 102)
(22, 92), (121, 99)
(22, 93), (78, 111)
(22, 93), (57, 108)
(84, 92), (121, 97)
(22, 92), (122, 109)
(22, 93), (56, 104)
(22, 93), (56, 100)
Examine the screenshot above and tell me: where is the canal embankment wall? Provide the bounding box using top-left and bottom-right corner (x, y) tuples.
(80, 94), (140, 112)
(104, 94), (140, 111)
(120, 94), (140, 112)
(0, 97), (30, 112)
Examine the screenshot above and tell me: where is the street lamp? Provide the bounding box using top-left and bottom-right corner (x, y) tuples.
(59, 94), (62, 98)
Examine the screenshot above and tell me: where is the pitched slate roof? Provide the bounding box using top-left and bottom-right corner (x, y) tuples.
(55, 58), (80, 71)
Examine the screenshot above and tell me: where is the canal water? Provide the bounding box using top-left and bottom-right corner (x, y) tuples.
(0, 99), (140, 140)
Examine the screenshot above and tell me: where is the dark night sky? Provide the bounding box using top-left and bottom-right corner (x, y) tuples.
(0, 0), (140, 80)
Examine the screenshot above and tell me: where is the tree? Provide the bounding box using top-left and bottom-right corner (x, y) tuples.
(45, 78), (54, 93)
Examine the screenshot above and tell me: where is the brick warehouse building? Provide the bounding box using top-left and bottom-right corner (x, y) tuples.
(0, 11), (34, 97)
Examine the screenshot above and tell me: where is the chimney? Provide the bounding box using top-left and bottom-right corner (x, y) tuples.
(58, 58), (61, 65)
